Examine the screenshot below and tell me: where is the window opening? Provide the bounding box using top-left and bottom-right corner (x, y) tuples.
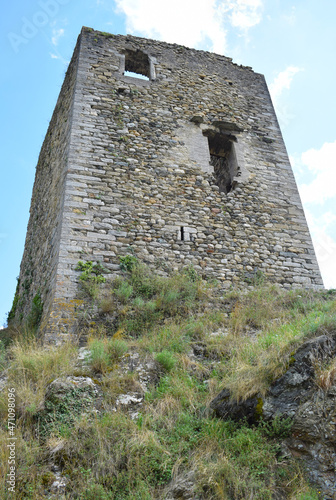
(180, 226), (185, 241)
(124, 49), (150, 80)
(203, 131), (238, 193)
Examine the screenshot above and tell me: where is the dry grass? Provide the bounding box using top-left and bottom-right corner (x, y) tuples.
(218, 307), (336, 401)
(314, 357), (336, 391)
(2, 338), (77, 418)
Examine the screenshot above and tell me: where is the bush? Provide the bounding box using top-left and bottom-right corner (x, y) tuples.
(88, 338), (128, 374)
(119, 254), (138, 272)
(107, 263), (205, 336)
(114, 281), (133, 303)
(155, 350), (176, 372)
(76, 261), (107, 283)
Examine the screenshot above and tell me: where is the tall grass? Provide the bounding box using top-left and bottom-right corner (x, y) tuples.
(222, 306), (336, 401)
(0, 338), (77, 418)
(1, 265), (334, 499)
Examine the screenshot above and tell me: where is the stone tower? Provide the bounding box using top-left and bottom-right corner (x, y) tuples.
(12, 27), (323, 342)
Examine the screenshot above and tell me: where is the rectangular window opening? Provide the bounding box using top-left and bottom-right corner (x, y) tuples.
(124, 49), (150, 80)
(203, 131), (238, 194)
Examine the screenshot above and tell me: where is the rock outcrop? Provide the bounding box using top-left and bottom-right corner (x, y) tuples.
(210, 333), (336, 499)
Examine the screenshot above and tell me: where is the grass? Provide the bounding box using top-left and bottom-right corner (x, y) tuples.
(1, 262), (335, 499)
(0, 337), (77, 418)
(87, 337), (128, 374)
(222, 303), (336, 401)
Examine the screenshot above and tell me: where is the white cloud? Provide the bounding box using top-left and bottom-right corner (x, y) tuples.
(299, 140), (336, 204)
(114, 0), (263, 54)
(49, 51), (69, 65)
(269, 66), (303, 127)
(51, 28), (65, 46)
(293, 140), (336, 289)
(314, 232), (336, 289)
(304, 208), (336, 289)
(230, 0), (263, 30)
(269, 66), (302, 104)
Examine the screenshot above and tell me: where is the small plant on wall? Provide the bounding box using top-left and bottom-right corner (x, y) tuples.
(75, 261), (107, 283)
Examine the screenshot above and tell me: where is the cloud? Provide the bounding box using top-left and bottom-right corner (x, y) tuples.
(49, 51), (69, 64)
(51, 28), (65, 46)
(268, 66), (303, 127)
(303, 208), (336, 289)
(293, 140), (336, 289)
(315, 233), (336, 289)
(269, 66), (302, 104)
(114, 0), (263, 54)
(229, 0), (263, 30)
(299, 140), (336, 205)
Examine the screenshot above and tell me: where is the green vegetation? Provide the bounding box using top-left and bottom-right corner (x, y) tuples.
(75, 260), (107, 283)
(27, 291), (43, 330)
(7, 277), (20, 324)
(75, 260), (107, 299)
(1, 261), (335, 498)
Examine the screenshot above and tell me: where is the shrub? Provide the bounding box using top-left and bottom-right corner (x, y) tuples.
(114, 281), (133, 303)
(76, 261), (107, 283)
(155, 350), (176, 372)
(259, 414), (293, 439)
(88, 338), (128, 374)
(119, 254), (138, 272)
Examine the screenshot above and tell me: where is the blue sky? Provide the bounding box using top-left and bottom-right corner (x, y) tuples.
(1, 0), (336, 326)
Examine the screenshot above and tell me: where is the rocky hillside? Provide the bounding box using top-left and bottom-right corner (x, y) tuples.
(1, 260), (335, 499)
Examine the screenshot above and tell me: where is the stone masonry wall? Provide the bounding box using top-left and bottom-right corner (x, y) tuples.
(14, 27), (323, 341)
(13, 38), (80, 329)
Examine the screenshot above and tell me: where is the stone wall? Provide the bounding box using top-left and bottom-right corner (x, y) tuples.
(13, 27), (323, 341)
(13, 38), (80, 329)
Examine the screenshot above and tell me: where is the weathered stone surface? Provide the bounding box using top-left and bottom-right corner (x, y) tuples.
(45, 376), (102, 411)
(110, 350), (158, 419)
(263, 334), (336, 420)
(164, 471), (199, 500)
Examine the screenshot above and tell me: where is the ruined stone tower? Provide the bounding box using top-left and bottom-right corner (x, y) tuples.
(13, 27), (323, 342)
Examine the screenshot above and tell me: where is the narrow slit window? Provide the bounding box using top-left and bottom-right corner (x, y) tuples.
(124, 49), (150, 80)
(180, 226), (185, 241)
